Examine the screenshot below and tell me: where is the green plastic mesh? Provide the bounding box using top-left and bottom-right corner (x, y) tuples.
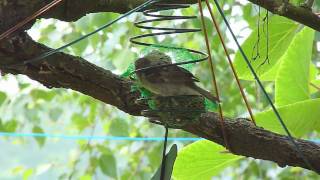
(140, 44), (200, 71)
(204, 98), (218, 111)
(121, 61), (156, 109)
(121, 45), (217, 111)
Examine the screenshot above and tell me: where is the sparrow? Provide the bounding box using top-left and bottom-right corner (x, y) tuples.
(134, 50), (219, 103)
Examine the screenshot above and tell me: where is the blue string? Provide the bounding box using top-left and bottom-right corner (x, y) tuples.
(313, 139), (320, 144)
(0, 132), (202, 141)
(0, 132), (318, 144)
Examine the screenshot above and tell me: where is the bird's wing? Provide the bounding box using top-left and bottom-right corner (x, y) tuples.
(175, 66), (200, 82)
(141, 64), (199, 84)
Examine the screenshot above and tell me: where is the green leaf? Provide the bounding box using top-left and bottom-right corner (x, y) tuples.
(80, 174), (92, 180)
(11, 166), (25, 175)
(71, 114), (90, 132)
(112, 49), (135, 71)
(0, 120), (18, 132)
(99, 154), (117, 178)
(173, 140), (242, 180)
(62, 31), (88, 56)
(32, 126), (46, 147)
(151, 144), (177, 180)
(0, 91), (7, 105)
(30, 89), (56, 101)
(109, 119), (129, 137)
(275, 27), (315, 106)
(234, 16), (299, 81)
(242, 4), (256, 29)
(256, 99), (320, 137)
(23, 168), (34, 180)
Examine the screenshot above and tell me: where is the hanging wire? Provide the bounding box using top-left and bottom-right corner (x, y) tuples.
(160, 127), (169, 180)
(310, 83), (320, 91)
(6, 0), (158, 68)
(197, 0), (230, 150)
(211, 0), (317, 172)
(262, 11), (270, 65)
(0, 0), (65, 41)
(129, 2), (215, 178)
(255, 9), (270, 70)
(251, 6), (261, 62)
(203, 0), (256, 125)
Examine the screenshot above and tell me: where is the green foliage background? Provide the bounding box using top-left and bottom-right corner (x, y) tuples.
(0, 0), (319, 179)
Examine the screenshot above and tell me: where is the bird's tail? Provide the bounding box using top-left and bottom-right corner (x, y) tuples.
(192, 85), (219, 103)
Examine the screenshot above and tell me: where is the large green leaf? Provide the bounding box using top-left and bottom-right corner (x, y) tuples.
(151, 144), (177, 180)
(256, 99), (320, 137)
(275, 27), (315, 106)
(173, 140), (242, 180)
(234, 16), (299, 81)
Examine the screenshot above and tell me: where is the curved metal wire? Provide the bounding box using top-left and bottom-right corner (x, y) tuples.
(6, 0), (156, 68)
(129, 2), (214, 127)
(130, 2), (209, 74)
(130, 5), (212, 178)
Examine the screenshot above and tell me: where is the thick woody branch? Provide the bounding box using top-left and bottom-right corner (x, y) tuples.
(0, 33), (144, 115)
(0, 0), (198, 34)
(0, 33), (319, 173)
(249, 0), (320, 31)
(185, 113), (320, 173)
(1, 0), (320, 36)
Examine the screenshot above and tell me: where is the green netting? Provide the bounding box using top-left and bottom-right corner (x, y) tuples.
(140, 44), (200, 71)
(121, 61), (157, 109)
(204, 98), (218, 111)
(120, 63), (135, 79)
(121, 45), (217, 112)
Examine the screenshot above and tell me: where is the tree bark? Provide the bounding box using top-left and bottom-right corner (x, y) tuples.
(249, 0), (320, 31)
(1, 0), (320, 34)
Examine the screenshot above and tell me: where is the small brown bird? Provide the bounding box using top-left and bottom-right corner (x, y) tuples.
(134, 50), (219, 103)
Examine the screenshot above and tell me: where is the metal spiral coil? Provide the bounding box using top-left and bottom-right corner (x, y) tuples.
(130, 2), (208, 73)
(130, 2), (209, 128)
(130, 4), (210, 178)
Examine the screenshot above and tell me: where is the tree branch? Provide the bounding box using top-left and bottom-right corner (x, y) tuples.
(185, 113), (320, 173)
(0, 33), (144, 115)
(249, 0), (320, 31)
(1, 0), (320, 35)
(0, 33), (319, 173)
